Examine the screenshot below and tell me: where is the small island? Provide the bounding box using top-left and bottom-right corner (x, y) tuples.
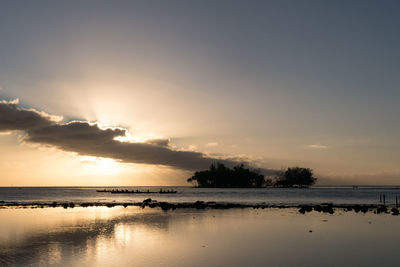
(274, 167), (317, 188)
(187, 163), (317, 188)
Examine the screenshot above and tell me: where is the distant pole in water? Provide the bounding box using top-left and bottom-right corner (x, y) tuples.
(380, 194), (382, 203)
(383, 194), (386, 205)
(396, 196), (399, 208)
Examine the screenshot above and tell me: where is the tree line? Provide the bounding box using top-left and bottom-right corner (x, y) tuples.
(187, 163), (316, 188)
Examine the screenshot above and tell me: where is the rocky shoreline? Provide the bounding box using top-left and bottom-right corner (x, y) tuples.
(1, 199), (399, 215)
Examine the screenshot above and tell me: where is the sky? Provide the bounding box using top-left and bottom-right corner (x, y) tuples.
(0, 0), (399, 186)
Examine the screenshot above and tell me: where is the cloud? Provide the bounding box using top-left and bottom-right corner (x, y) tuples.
(206, 142), (218, 147)
(0, 99), (276, 174)
(307, 144), (329, 149)
(145, 138), (170, 147)
(0, 99), (60, 131)
(187, 145), (198, 151)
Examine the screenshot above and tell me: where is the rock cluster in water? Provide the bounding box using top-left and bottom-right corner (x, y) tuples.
(0, 199), (399, 215)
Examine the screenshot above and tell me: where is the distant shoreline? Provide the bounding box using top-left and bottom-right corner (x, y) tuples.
(1, 200), (399, 215)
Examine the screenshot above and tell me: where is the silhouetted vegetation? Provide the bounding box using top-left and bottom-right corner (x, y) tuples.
(187, 164), (317, 188)
(274, 167), (316, 187)
(187, 163), (270, 188)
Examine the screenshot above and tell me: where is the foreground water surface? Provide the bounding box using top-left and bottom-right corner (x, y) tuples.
(0, 206), (399, 267)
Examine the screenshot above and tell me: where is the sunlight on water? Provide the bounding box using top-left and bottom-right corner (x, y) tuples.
(0, 206), (399, 267)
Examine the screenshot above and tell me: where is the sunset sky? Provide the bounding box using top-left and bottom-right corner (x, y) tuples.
(1, 1), (399, 186)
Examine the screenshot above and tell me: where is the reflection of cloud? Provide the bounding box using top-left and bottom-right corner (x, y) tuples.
(0, 99), (276, 174)
(307, 144), (329, 149)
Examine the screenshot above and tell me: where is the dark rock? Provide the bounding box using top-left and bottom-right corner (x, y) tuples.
(299, 206), (312, 214)
(391, 208), (399, 216)
(321, 204), (334, 214)
(360, 206), (368, 213)
(377, 206), (388, 214)
(194, 201), (206, 209)
(159, 202), (172, 211)
(143, 198), (152, 204)
(314, 205), (322, 212)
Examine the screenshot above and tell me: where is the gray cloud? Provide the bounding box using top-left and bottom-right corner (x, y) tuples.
(145, 138), (170, 147)
(0, 99), (58, 131)
(0, 99), (276, 174)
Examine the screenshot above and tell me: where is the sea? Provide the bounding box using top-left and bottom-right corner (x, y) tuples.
(1, 186), (400, 205)
(1, 186), (400, 267)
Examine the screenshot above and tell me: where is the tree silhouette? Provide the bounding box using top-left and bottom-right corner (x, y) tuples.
(187, 163), (268, 188)
(274, 167), (316, 187)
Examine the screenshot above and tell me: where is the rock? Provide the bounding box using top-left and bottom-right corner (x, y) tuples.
(159, 202), (172, 211)
(391, 208), (399, 216)
(143, 198), (152, 204)
(194, 201), (206, 209)
(299, 206), (312, 214)
(377, 206), (388, 214)
(360, 206), (369, 213)
(314, 205), (322, 212)
(321, 204), (334, 214)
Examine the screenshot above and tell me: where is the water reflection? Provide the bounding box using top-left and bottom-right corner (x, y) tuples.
(1, 207), (399, 267)
(0, 207), (172, 266)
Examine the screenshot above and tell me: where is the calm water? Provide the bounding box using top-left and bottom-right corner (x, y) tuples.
(0, 207), (399, 267)
(1, 186), (400, 205)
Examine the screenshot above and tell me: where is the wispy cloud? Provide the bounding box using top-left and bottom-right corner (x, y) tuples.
(307, 144), (329, 149)
(206, 142), (218, 147)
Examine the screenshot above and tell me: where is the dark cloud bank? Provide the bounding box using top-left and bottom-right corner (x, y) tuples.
(0, 99), (275, 174)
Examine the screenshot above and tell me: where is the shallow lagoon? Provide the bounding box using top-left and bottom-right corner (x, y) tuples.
(1, 206), (399, 267)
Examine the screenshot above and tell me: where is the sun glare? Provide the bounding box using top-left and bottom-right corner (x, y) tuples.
(79, 156), (121, 175)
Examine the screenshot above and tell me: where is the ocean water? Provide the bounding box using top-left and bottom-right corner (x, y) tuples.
(2, 187), (400, 267)
(1, 186), (400, 205)
(1, 207), (399, 267)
